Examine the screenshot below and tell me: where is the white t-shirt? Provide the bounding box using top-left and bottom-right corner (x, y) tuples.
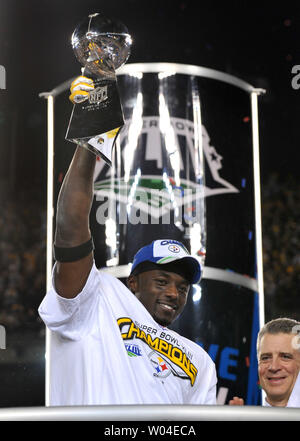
(38, 262), (217, 406)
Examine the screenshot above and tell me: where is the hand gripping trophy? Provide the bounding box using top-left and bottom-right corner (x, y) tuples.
(65, 12), (132, 165)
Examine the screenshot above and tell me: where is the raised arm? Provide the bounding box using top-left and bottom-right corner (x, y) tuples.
(54, 146), (96, 298)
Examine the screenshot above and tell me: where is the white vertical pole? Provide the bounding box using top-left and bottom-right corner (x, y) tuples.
(251, 91), (265, 329)
(46, 94), (54, 406)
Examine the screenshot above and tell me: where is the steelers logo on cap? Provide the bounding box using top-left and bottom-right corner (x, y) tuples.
(168, 244), (181, 253)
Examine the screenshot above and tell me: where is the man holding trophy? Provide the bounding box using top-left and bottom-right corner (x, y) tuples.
(38, 13), (217, 406)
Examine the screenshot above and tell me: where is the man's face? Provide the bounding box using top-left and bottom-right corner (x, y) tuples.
(258, 332), (300, 406)
(127, 270), (190, 327)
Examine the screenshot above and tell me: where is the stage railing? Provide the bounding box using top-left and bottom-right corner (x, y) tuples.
(0, 405), (299, 421)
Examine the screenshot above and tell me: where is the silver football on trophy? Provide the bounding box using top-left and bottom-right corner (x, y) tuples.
(71, 12), (132, 76)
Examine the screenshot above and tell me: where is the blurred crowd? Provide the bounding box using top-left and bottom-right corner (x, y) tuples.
(0, 190), (46, 333)
(0, 172), (298, 333)
(262, 172), (300, 320)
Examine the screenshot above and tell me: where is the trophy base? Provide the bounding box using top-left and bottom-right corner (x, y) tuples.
(68, 125), (122, 166)
(65, 72), (124, 167)
(77, 140), (112, 166)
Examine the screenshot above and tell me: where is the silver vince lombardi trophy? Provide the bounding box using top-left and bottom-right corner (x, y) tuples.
(65, 12), (132, 165)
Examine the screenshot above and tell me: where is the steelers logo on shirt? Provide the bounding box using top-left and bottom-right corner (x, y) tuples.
(148, 351), (172, 379)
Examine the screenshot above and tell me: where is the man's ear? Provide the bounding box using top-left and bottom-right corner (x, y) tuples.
(127, 274), (138, 294)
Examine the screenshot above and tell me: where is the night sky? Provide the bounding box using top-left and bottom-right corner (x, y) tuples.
(0, 0), (299, 195)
